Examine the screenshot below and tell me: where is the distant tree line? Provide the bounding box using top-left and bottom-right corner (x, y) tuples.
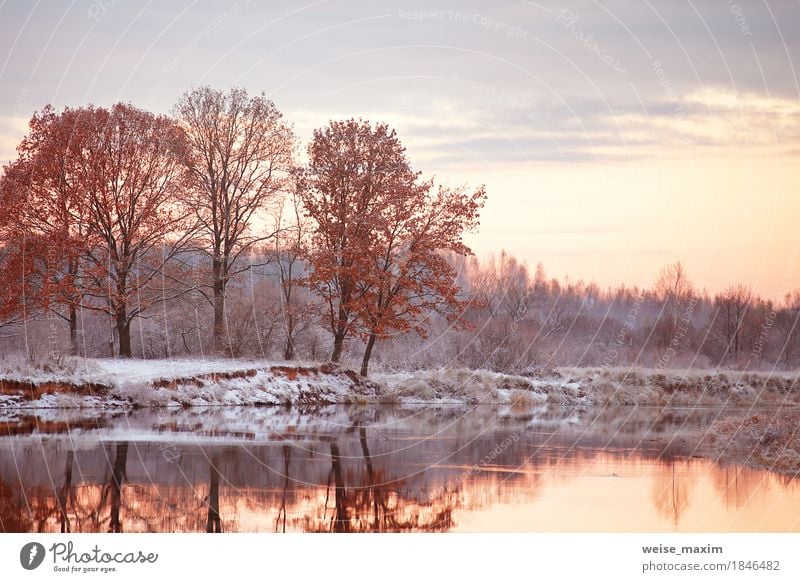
(422, 256), (800, 372)
(0, 88), (797, 373)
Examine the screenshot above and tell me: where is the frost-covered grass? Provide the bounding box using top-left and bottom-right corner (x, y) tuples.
(1, 356), (797, 409)
(567, 367), (799, 407)
(374, 366), (799, 407)
(0, 354), (274, 385)
(0, 353), (104, 383)
(0, 357), (379, 408)
(701, 411), (800, 474)
(373, 368), (581, 405)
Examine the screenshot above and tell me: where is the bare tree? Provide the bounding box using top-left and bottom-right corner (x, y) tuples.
(174, 87), (294, 354)
(273, 189), (315, 360)
(654, 261), (694, 350)
(716, 284), (752, 363)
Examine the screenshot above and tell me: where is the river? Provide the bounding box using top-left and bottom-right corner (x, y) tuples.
(0, 405), (797, 532)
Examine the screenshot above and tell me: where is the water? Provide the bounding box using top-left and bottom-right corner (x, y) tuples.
(0, 405), (797, 532)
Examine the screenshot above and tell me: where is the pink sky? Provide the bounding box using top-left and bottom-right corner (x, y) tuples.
(1, 1), (798, 299)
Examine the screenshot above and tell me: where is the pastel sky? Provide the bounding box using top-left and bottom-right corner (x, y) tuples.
(1, 0), (798, 299)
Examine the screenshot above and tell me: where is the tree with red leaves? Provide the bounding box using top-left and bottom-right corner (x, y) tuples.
(0, 106), (93, 351)
(2, 104), (195, 358)
(299, 118), (485, 373)
(76, 104), (195, 357)
(356, 182), (485, 375)
(299, 119), (419, 363)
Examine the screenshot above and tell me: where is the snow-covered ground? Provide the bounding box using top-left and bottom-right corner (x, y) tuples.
(0, 356), (276, 385)
(1, 357), (798, 409)
(0, 357), (378, 408)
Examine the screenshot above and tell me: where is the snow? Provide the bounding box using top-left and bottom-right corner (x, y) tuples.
(0, 357), (378, 408)
(1, 357), (798, 409)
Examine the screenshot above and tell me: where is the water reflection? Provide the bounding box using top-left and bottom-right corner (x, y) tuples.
(651, 461), (692, 525)
(0, 405), (797, 532)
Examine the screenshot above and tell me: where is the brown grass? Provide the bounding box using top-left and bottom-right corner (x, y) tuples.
(702, 412), (800, 474)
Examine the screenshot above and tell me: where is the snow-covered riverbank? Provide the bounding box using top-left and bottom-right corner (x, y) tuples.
(0, 358), (380, 408)
(0, 357), (797, 409)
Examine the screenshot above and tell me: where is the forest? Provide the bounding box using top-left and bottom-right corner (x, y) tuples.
(0, 87), (797, 375)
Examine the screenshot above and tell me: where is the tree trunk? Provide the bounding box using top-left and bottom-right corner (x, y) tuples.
(283, 335), (295, 361)
(360, 331), (377, 376)
(116, 309), (132, 358)
(212, 256), (226, 353)
(359, 427), (381, 529)
(331, 331), (345, 362)
(58, 450), (74, 533)
(277, 445), (291, 533)
(330, 296), (349, 362)
(206, 461), (221, 533)
(69, 305), (78, 356)
(108, 442), (128, 533)
(330, 441), (349, 532)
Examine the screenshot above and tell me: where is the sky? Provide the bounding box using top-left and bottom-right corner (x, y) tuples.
(0, 0), (798, 299)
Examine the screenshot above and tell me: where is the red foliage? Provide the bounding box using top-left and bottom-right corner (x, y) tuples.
(0, 104), (194, 356)
(299, 118), (486, 372)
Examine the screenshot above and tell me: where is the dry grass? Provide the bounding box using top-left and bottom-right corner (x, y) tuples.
(702, 412), (800, 474)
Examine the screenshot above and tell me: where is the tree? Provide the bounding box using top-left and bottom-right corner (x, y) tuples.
(0, 108), (93, 352)
(174, 87), (294, 354)
(76, 104), (195, 357)
(272, 188), (315, 360)
(0, 164), (31, 333)
(299, 119), (420, 363)
(653, 261), (694, 350)
(773, 291), (800, 367)
(356, 182), (485, 375)
(715, 284), (752, 363)
(1, 104), (193, 358)
(0, 239), (33, 333)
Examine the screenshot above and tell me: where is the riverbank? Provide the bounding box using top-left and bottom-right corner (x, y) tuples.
(0, 357), (796, 409)
(0, 358), (381, 408)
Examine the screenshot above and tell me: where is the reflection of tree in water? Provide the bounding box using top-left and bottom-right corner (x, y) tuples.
(107, 442), (128, 532)
(711, 465), (763, 509)
(275, 445), (290, 533)
(206, 458), (222, 533)
(0, 430), (540, 533)
(302, 430), (462, 533)
(58, 450), (74, 532)
(0, 480), (35, 532)
(651, 460), (693, 525)
(1, 442), (242, 533)
(10, 406), (798, 532)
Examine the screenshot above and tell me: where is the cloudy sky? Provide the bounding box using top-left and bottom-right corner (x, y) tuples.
(1, 0), (798, 298)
